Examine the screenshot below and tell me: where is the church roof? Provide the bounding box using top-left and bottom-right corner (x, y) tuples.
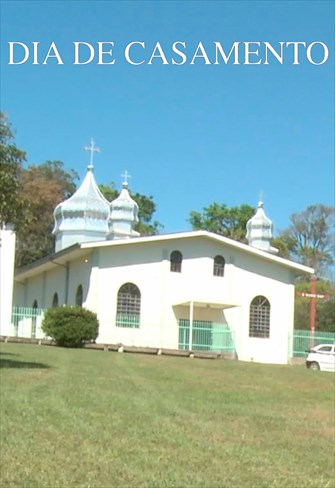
(107, 172), (140, 239)
(53, 141), (110, 236)
(15, 229), (314, 281)
(246, 201), (272, 232)
(246, 200), (276, 252)
(111, 183), (138, 212)
(53, 167), (110, 231)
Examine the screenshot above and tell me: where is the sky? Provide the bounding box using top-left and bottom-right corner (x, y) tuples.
(1, 0), (334, 235)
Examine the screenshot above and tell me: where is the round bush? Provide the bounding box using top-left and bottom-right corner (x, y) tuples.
(42, 306), (99, 347)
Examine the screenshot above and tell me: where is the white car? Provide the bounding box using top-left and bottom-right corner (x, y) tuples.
(306, 344), (335, 372)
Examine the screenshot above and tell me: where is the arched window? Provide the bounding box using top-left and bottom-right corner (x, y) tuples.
(249, 296), (270, 338)
(213, 255), (225, 277)
(52, 293), (59, 308)
(75, 285), (83, 307)
(31, 299), (38, 338)
(170, 250), (183, 273)
(116, 283), (141, 328)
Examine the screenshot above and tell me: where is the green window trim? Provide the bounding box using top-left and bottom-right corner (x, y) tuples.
(116, 313), (140, 328)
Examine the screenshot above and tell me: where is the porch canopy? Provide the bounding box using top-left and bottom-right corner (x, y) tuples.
(174, 300), (238, 310)
(173, 300), (238, 351)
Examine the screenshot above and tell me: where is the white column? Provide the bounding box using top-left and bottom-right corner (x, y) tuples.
(0, 224), (16, 336)
(189, 301), (194, 351)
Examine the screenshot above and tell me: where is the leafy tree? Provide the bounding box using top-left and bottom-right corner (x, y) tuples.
(271, 235), (296, 260)
(189, 203), (255, 242)
(16, 161), (78, 267)
(99, 183), (118, 202)
(280, 204), (334, 277)
(42, 306), (99, 347)
(316, 298), (335, 333)
(99, 182), (162, 236)
(0, 113), (26, 227)
(294, 279), (335, 332)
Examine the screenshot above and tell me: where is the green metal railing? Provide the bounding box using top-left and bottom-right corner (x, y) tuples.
(115, 313), (140, 328)
(11, 306), (44, 338)
(292, 330), (335, 357)
(179, 319), (235, 352)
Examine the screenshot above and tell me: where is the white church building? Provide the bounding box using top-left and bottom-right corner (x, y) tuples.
(3, 142), (314, 364)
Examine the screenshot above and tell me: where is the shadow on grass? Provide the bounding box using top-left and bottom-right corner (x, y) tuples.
(0, 352), (18, 357)
(0, 356), (50, 369)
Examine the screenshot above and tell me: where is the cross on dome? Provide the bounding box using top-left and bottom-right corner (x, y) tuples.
(84, 138), (100, 170)
(53, 140), (110, 252)
(121, 170), (131, 186)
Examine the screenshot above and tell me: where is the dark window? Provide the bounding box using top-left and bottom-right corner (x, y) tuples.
(213, 255), (225, 277)
(170, 250), (183, 273)
(52, 293), (59, 308)
(116, 283), (141, 328)
(249, 296), (270, 338)
(76, 285), (83, 307)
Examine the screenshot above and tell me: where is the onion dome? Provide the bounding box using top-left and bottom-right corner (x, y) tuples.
(53, 140), (110, 252)
(107, 171), (140, 240)
(246, 200), (277, 253)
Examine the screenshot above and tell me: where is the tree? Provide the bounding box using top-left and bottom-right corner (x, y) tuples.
(0, 113), (26, 227)
(99, 182), (162, 236)
(16, 161), (78, 267)
(271, 235), (297, 260)
(99, 183), (118, 202)
(294, 279), (335, 332)
(280, 204), (334, 276)
(189, 203), (255, 242)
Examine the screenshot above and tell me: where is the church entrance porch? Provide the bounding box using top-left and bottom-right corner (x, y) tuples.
(174, 300), (237, 355)
(178, 319), (235, 354)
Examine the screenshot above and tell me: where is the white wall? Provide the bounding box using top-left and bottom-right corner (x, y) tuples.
(93, 238), (295, 364)
(0, 225), (16, 336)
(12, 236), (298, 364)
(43, 266), (67, 307)
(225, 248), (294, 364)
(96, 243), (166, 346)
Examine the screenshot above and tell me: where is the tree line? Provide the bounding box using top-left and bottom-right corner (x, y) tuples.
(1, 113), (333, 331)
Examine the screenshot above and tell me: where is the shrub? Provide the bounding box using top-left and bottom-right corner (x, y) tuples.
(42, 306), (99, 347)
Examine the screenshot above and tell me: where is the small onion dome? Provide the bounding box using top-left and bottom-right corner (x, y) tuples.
(107, 181), (140, 240)
(53, 166), (110, 251)
(246, 201), (274, 252)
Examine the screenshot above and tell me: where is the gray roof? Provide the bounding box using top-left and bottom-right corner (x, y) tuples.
(53, 167), (110, 234)
(246, 201), (274, 250)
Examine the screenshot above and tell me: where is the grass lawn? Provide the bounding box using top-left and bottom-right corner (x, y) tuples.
(0, 343), (334, 488)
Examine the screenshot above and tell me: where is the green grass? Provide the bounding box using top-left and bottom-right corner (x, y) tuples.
(0, 344), (334, 488)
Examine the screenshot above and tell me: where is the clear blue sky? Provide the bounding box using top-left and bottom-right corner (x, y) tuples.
(1, 0), (334, 234)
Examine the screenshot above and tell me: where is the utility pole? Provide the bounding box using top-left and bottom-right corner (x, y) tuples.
(310, 276), (317, 348)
